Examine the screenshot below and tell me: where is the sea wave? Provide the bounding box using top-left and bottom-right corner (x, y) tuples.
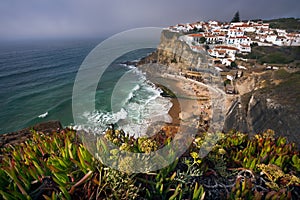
(38, 112), (48, 118)
(0, 62), (68, 80)
(76, 67), (173, 137)
(122, 84), (140, 106)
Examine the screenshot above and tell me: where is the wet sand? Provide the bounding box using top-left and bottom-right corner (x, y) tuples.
(161, 74), (211, 125)
(168, 97), (181, 125)
(137, 63), (221, 134)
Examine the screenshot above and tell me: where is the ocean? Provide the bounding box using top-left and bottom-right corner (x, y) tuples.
(0, 39), (172, 136)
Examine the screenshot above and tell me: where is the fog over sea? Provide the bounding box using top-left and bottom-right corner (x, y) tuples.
(0, 39), (172, 135)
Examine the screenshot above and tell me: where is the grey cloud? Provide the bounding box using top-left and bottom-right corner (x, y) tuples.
(0, 0), (299, 40)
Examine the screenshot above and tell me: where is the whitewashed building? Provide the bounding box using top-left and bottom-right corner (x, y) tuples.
(226, 36), (251, 46)
(238, 43), (251, 53)
(227, 28), (244, 37)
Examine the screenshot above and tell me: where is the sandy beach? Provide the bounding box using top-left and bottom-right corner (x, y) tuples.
(137, 63), (222, 136)
(161, 74), (212, 127)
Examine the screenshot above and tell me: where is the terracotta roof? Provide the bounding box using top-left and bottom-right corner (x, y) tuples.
(189, 33), (204, 37)
(286, 33), (299, 37)
(236, 36), (249, 39)
(240, 44), (250, 47)
(277, 36), (287, 39)
(217, 50), (226, 54)
(215, 46), (239, 51)
(206, 34), (217, 38)
(233, 24), (251, 28)
(229, 29), (243, 32)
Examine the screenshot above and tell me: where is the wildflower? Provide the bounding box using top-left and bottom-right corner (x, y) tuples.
(218, 148), (227, 155)
(190, 152), (199, 159)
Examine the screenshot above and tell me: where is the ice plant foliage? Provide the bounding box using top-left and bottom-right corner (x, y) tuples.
(0, 128), (299, 199)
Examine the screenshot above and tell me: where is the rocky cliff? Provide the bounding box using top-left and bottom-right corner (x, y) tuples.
(139, 29), (209, 72)
(224, 69), (300, 148)
(141, 30), (300, 148)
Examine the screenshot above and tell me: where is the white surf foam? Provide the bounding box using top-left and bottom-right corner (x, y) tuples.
(38, 112), (48, 118)
(76, 67), (173, 138)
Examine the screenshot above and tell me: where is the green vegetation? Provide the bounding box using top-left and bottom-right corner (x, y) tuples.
(0, 128), (299, 199)
(156, 84), (177, 98)
(238, 46), (300, 64)
(272, 70), (300, 104)
(199, 37), (206, 44)
(231, 11), (240, 22)
(266, 18), (300, 32)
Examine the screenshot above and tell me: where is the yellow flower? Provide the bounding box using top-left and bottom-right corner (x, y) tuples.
(110, 149), (119, 156)
(112, 138), (119, 144)
(218, 148), (227, 155)
(190, 152), (199, 159)
(119, 143), (130, 151)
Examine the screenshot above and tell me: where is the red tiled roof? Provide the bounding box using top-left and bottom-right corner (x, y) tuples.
(236, 36), (249, 39)
(215, 46), (239, 51)
(233, 24), (251, 28)
(277, 36), (287, 39)
(240, 44), (250, 47)
(206, 34), (217, 38)
(217, 50), (226, 54)
(189, 33), (204, 37)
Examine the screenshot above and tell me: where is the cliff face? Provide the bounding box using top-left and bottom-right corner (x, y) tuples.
(141, 30), (300, 147)
(139, 30), (209, 71)
(224, 70), (300, 148)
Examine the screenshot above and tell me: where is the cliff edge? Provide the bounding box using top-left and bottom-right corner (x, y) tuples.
(141, 29), (300, 147)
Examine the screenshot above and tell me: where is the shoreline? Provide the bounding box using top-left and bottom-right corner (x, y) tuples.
(138, 64), (213, 135)
(167, 97), (181, 126)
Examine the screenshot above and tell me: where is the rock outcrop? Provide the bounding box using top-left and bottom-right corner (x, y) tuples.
(224, 70), (300, 148)
(139, 30), (210, 72)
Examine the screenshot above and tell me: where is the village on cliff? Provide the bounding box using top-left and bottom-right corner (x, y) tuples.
(167, 20), (300, 68)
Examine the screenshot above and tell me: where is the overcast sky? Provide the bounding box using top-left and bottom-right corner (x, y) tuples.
(1, 0), (299, 40)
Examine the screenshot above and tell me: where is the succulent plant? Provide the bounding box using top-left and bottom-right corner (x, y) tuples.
(1, 128), (299, 200)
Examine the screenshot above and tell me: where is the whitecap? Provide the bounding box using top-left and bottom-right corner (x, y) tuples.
(38, 112), (48, 118)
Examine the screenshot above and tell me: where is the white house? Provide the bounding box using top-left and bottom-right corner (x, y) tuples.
(208, 49), (226, 58)
(222, 58), (234, 66)
(187, 33), (205, 44)
(227, 28), (244, 37)
(230, 22), (245, 27)
(214, 46), (239, 57)
(238, 43), (251, 53)
(262, 23), (270, 29)
(276, 29), (287, 36)
(217, 34), (226, 43)
(266, 34), (277, 43)
(286, 33), (300, 46)
(273, 36), (289, 46)
(226, 36), (251, 46)
(205, 34), (218, 44)
(232, 22), (256, 33)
